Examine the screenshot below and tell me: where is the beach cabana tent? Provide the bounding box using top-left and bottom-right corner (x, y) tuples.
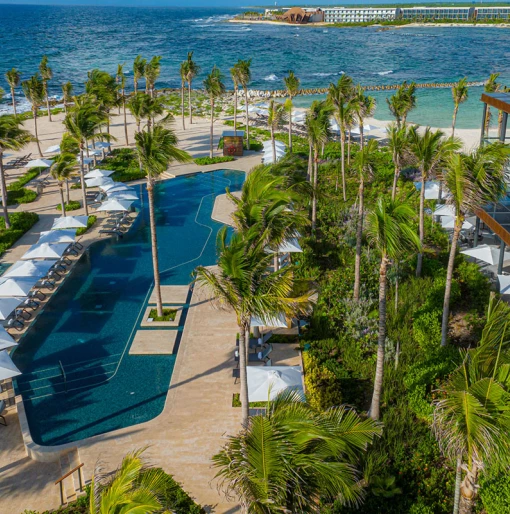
(461, 244), (510, 266)
(25, 159), (53, 168)
(96, 199), (133, 212)
(0, 351), (21, 380)
(51, 216), (89, 230)
(251, 313), (288, 328)
(0, 326), (17, 351)
(247, 366), (304, 402)
(38, 229), (76, 245)
(3, 260), (54, 279)
(0, 277), (37, 297)
(84, 169), (115, 179)
(86, 177), (114, 188)
(0, 298), (25, 320)
(21, 243), (69, 260)
(498, 275), (510, 295)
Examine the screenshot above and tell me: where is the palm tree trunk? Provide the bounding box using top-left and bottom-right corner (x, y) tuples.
(340, 132), (346, 202)
(244, 88), (250, 150)
(441, 219), (461, 346)
(210, 99), (214, 159)
(416, 171), (425, 277)
(147, 181), (163, 318)
(311, 151), (318, 231)
(459, 465), (478, 514)
(79, 148), (89, 216)
(123, 91), (129, 146)
(45, 84), (52, 122)
(360, 125), (364, 148)
(10, 87), (16, 116)
(347, 130), (352, 165)
(307, 143), (313, 182)
(188, 81), (193, 125)
(354, 177), (364, 302)
(181, 82), (185, 131)
(66, 179), (70, 204)
(271, 125), (276, 162)
(288, 101), (293, 152)
(238, 320), (250, 425)
(0, 155), (11, 229)
(452, 105), (458, 137)
(233, 87), (237, 134)
(370, 256), (388, 420)
(134, 78), (138, 94)
(453, 454), (462, 514)
(59, 184), (66, 217)
(33, 109), (43, 157)
(391, 163), (400, 201)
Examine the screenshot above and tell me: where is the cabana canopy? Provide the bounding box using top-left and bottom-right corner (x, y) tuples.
(51, 216), (89, 230)
(38, 229), (76, 245)
(461, 244), (510, 266)
(0, 277), (37, 297)
(0, 297), (25, 320)
(21, 243), (69, 260)
(0, 350), (21, 380)
(247, 366), (304, 402)
(3, 260), (54, 279)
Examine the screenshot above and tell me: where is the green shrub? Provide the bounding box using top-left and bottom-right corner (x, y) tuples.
(100, 148), (146, 182)
(7, 187), (37, 204)
(413, 309), (442, 354)
(56, 201), (81, 212)
(76, 215), (97, 236)
(8, 168), (40, 190)
(0, 211), (39, 256)
(194, 156), (235, 165)
(455, 259), (491, 314)
(480, 473), (510, 514)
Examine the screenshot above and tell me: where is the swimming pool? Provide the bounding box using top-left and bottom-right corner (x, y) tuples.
(12, 169), (244, 446)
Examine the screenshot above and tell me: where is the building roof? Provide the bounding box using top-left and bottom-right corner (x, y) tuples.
(481, 92), (510, 115)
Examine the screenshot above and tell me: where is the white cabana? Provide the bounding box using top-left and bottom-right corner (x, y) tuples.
(0, 277), (37, 297)
(88, 142), (111, 150)
(3, 260), (54, 279)
(0, 350), (21, 380)
(251, 313), (288, 329)
(433, 204), (456, 217)
(0, 298), (25, 320)
(266, 237), (303, 254)
(441, 216), (473, 230)
(86, 177), (114, 188)
(44, 145), (61, 154)
(461, 244), (510, 266)
(38, 229), (76, 245)
(498, 275), (510, 295)
(247, 366), (304, 402)
(25, 159), (53, 168)
(21, 243), (69, 260)
(51, 216), (89, 230)
(351, 123), (379, 134)
(108, 191), (139, 201)
(96, 199), (133, 212)
(0, 325), (17, 351)
(84, 169), (115, 179)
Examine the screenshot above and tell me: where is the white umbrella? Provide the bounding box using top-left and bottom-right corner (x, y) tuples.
(264, 149), (286, 157)
(21, 243), (69, 260)
(38, 229), (76, 245)
(85, 177), (114, 188)
(433, 204), (457, 217)
(441, 216), (473, 230)
(0, 350), (21, 380)
(0, 326), (17, 351)
(101, 182), (132, 192)
(329, 120), (340, 132)
(414, 181), (449, 200)
(266, 237), (303, 254)
(0, 298), (25, 320)
(461, 244), (510, 266)
(84, 169), (115, 179)
(292, 112), (307, 124)
(108, 191), (139, 201)
(44, 145), (61, 154)
(104, 185), (135, 195)
(251, 313), (288, 328)
(25, 159), (53, 168)
(498, 275), (510, 295)
(88, 142), (111, 150)
(51, 216), (89, 230)
(96, 199), (133, 212)
(0, 277), (37, 297)
(262, 140), (285, 149)
(351, 123), (379, 134)
(78, 157), (94, 165)
(3, 260), (54, 279)
(247, 366), (304, 402)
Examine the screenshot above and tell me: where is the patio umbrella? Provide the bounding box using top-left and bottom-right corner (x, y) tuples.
(266, 237), (303, 254)
(414, 181), (450, 200)
(108, 191), (139, 201)
(498, 275), (510, 295)
(21, 243), (69, 260)
(0, 350), (21, 380)
(247, 366), (304, 402)
(78, 157), (94, 165)
(433, 204), (456, 217)
(262, 140), (285, 149)
(38, 229), (76, 245)
(329, 120), (340, 132)
(85, 177), (114, 188)
(104, 186), (135, 195)
(25, 159), (53, 168)
(0, 326), (17, 351)
(292, 112), (307, 124)
(84, 169), (115, 179)
(0, 298), (25, 320)
(96, 199), (133, 212)
(51, 216), (89, 230)
(461, 244), (510, 266)
(101, 182), (132, 192)
(251, 313), (288, 328)
(88, 142), (111, 150)
(351, 123), (379, 134)
(441, 216), (473, 230)
(0, 277), (38, 297)
(3, 260), (54, 279)
(44, 145), (61, 154)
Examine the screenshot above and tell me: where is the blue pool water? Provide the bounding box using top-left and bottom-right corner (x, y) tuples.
(11, 170), (244, 446)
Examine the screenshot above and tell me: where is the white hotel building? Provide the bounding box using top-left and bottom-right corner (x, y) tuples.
(322, 7), (398, 23)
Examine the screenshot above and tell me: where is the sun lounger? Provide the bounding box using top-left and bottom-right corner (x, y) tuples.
(7, 317), (24, 332)
(15, 308), (31, 320)
(23, 298), (39, 310)
(234, 344), (273, 364)
(0, 400), (7, 426)
(99, 229), (124, 238)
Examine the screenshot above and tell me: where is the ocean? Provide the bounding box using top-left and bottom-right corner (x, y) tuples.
(0, 4), (509, 128)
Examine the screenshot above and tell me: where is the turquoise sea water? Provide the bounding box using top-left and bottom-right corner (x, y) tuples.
(0, 5), (510, 128)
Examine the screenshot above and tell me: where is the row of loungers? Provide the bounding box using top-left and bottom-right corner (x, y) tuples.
(99, 212), (134, 238)
(4, 153), (32, 169)
(232, 332), (274, 382)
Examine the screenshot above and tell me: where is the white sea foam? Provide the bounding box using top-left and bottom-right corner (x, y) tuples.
(377, 70), (393, 76)
(264, 74), (278, 81)
(313, 71), (344, 77)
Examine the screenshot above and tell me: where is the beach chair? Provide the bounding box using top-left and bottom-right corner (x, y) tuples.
(7, 317), (24, 332)
(15, 307), (31, 320)
(234, 344), (273, 364)
(23, 297), (39, 310)
(28, 289), (45, 301)
(0, 400), (7, 426)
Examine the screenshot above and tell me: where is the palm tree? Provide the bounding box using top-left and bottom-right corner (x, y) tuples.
(305, 100), (332, 232)
(135, 126), (191, 317)
(230, 62), (241, 134)
(89, 448), (171, 514)
(39, 55), (53, 122)
(483, 73), (500, 138)
(179, 59), (188, 130)
(116, 65), (129, 145)
(353, 139), (379, 302)
(185, 52), (200, 125)
(236, 59), (252, 149)
(439, 144), (508, 347)
(366, 198), (421, 420)
(195, 229), (311, 424)
(433, 296), (510, 514)
(328, 74), (355, 199)
(133, 55), (147, 94)
(352, 86), (376, 148)
(387, 82), (416, 128)
(213, 390), (382, 512)
(283, 71), (300, 152)
(451, 78), (469, 137)
(127, 92), (150, 133)
(0, 116), (32, 228)
(5, 68), (21, 116)
(203, 66), (226, 159)
(50, 154), (76, 216)
(21, 74), (45, 157)
(63, 103), (109, 216)
(387, 123), (410, 200)
(408, 126), (461, 277)
(267, 99), (287, 161)
(85, 69), (119, 135)
(145, 56), (162, 98)
(61, 81), (73, 115)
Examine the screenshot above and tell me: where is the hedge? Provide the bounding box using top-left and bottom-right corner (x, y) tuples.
(7, 188), (37, 204)
(0, 211), (39, 256)
(76, 215), (97, 236)
(194, 156), (235, 165)
(100, 148), (146, 183)
(56, 201), (81, 212)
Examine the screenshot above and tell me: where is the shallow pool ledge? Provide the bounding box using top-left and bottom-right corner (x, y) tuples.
(16, 395), (77, 463)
